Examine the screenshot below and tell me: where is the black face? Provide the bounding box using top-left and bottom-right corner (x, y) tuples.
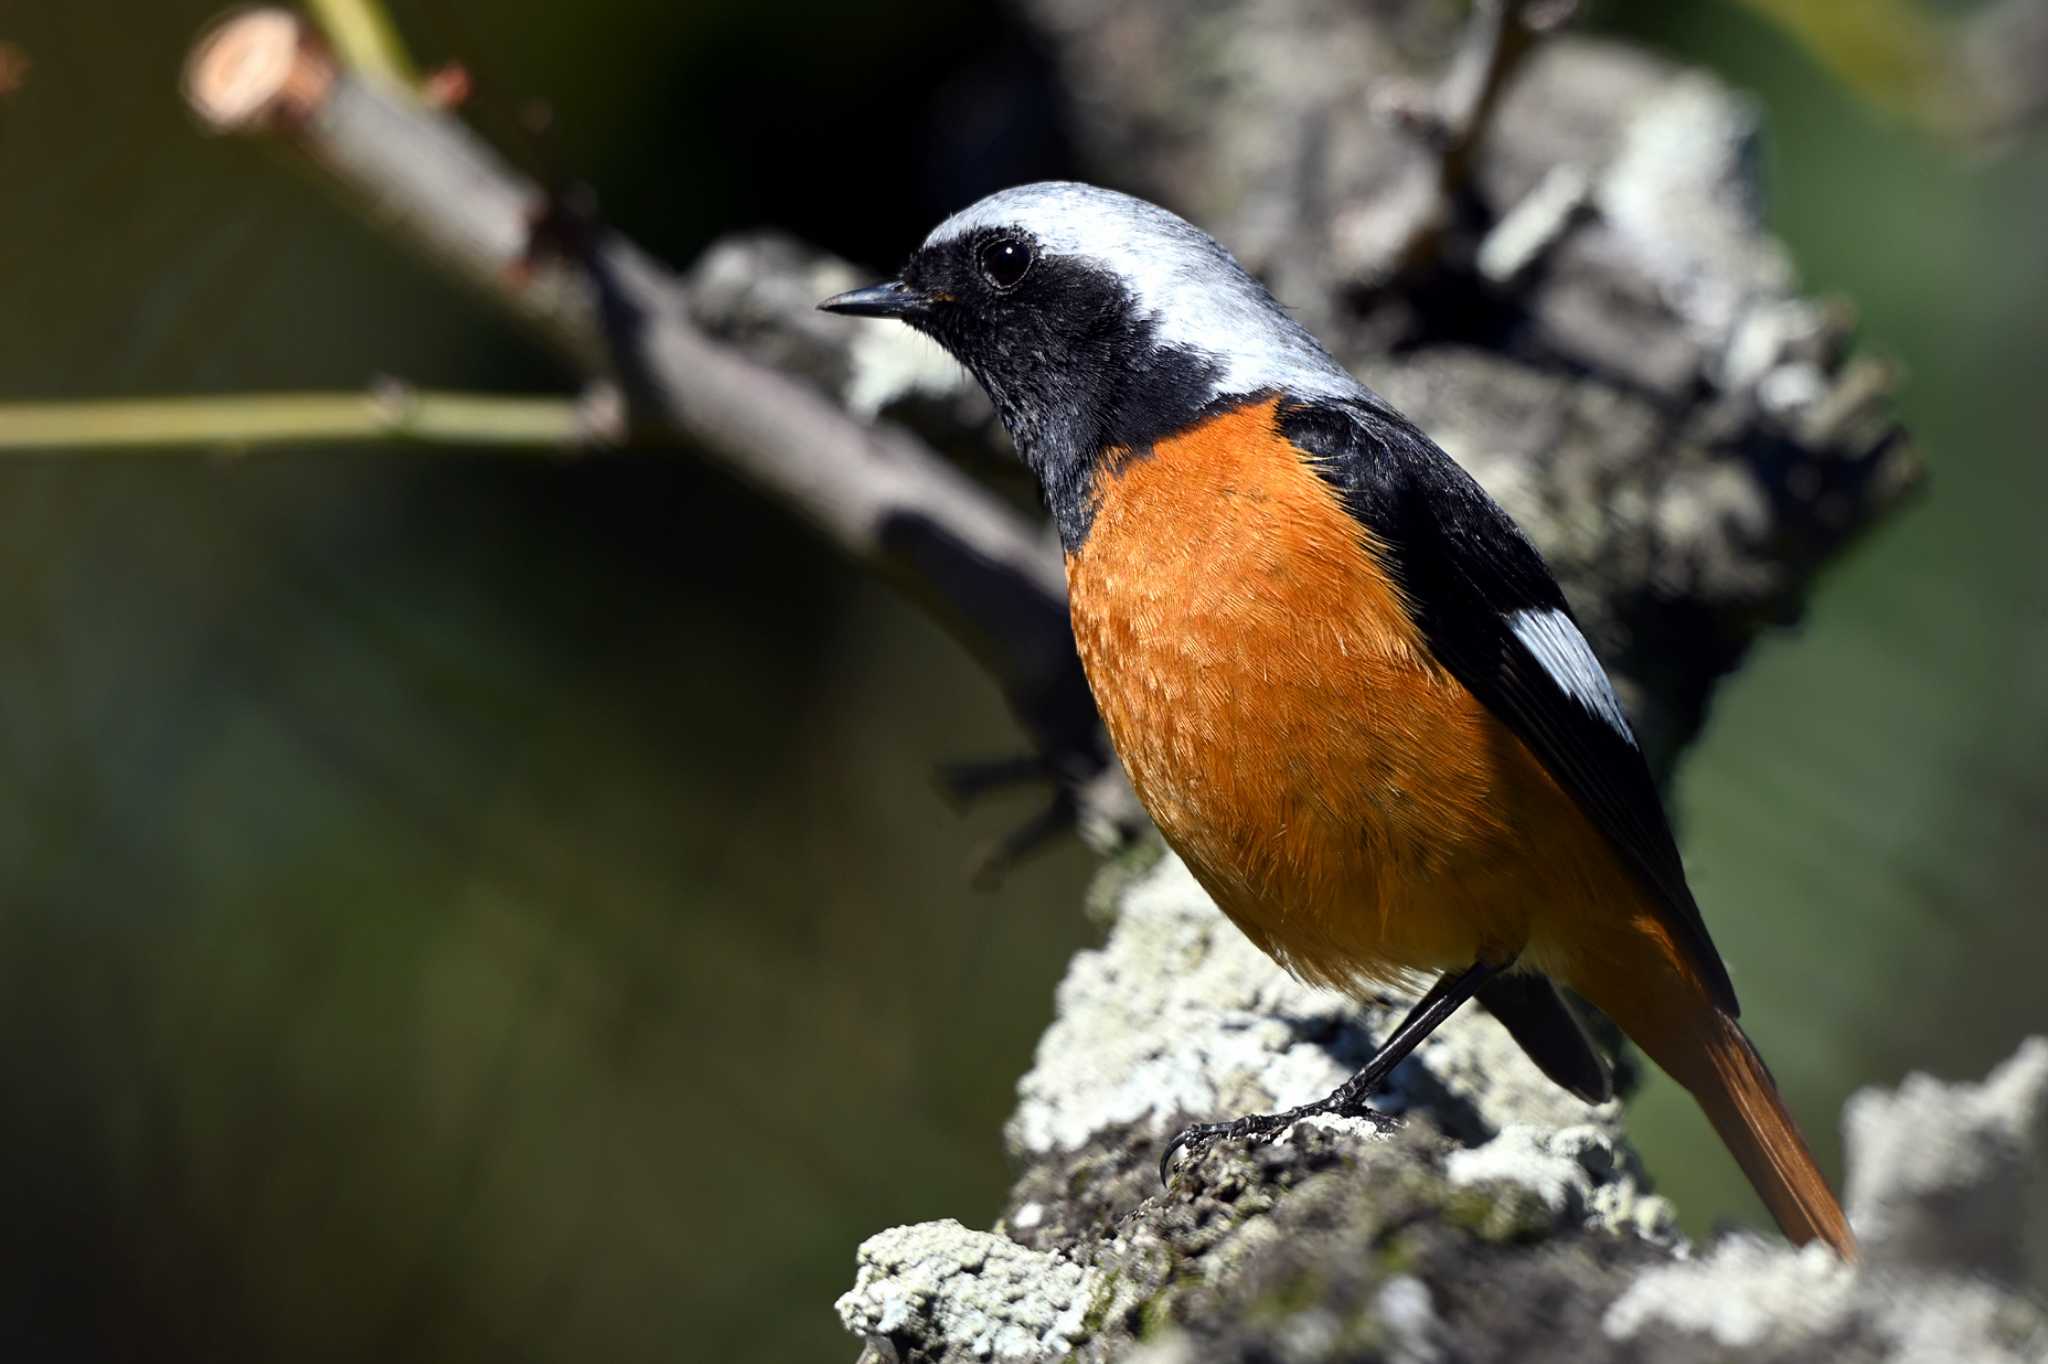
(889, 228), (1225, 550)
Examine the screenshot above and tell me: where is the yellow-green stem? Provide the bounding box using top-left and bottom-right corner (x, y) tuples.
(0, 391), (589, 454)
(305, 0), (417, 87)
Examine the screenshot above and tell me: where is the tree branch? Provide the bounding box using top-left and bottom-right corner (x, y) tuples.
(1432, 0), (1578, 193)
(1019, 0), (1919, 769)
(169, 2), (1919, 875)
(182, 7), (1140, 868)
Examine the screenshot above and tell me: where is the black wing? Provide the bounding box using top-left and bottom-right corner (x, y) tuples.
(1477, 974), (1614, 1104)
(1281, 396), (1739, 1014)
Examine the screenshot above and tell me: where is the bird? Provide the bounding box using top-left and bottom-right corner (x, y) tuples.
(820, 181), (1856, 1259)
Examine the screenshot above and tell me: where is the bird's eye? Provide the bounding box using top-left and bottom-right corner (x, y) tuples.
(978, 237), (1033, 292)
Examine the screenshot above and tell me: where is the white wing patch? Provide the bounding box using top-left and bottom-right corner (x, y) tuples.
(1507, 608), (1638, 746)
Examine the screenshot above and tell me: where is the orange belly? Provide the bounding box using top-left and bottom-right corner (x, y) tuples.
(1065, 397), (1645, 993)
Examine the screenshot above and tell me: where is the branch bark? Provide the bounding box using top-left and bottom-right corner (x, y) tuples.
(183, 8), (1139, 868)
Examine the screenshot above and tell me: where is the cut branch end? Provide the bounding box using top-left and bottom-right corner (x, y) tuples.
(185, 8), (335, 132)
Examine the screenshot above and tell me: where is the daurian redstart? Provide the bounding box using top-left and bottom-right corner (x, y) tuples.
(822, 182), (1855, 1258)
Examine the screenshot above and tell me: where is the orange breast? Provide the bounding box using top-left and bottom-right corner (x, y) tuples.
(1065, 397), (1640, 992)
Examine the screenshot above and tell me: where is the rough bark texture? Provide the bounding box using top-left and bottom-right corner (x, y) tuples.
(808, 6), (2042, 1362)
(836, 855), (2048, 1363)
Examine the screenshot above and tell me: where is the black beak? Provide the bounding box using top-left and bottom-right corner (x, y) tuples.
(817, 279), (929, 319)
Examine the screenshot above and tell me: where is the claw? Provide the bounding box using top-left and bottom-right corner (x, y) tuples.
(1157, 1099), (1399, 1186)
(968, 794), (1075, 889)
(1157, 1113), (1290, 1185)
(931, 754), (1078, 889)
(1158, 1120), (1224, 1185)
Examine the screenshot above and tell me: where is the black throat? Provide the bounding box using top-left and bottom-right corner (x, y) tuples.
(911, 257), (1225, 554)
(1002, 327), (1225, 555)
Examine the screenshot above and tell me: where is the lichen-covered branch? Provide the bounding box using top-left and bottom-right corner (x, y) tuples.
(838, 855), (2048, 1363)
(823, 4), (1956, 1360)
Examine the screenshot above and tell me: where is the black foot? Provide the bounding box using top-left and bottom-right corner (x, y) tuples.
(967, 791), (1074, 890)
(1158, 1100), (1399, 1185)
(930, 755), (1080, 889)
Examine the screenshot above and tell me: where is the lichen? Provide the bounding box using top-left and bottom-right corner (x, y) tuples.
(837, 854), (2048, 1364)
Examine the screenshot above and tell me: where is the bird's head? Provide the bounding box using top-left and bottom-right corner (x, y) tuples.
(820, 182), (1358, 547)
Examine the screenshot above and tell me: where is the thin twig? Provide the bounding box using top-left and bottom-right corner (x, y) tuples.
(1436, 0), (1571, 195)
(305, 0), (417, 88)
(181, 8), (1140, 855)
(1354, 0), (1575, 285)
(0, 388), (600, 454)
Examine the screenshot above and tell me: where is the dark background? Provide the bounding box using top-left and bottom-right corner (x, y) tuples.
(0, 2), (2042, 1360)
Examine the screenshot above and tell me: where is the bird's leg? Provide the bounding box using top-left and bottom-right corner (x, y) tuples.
(1159, 959), (1510, 1183)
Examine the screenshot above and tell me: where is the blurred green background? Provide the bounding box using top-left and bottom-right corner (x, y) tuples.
(0, 2), (2041, 1360)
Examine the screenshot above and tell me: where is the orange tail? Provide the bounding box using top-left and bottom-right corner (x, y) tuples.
(1593, 976), (1857, 1259)
(1685, 1012), (1856, 1259)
